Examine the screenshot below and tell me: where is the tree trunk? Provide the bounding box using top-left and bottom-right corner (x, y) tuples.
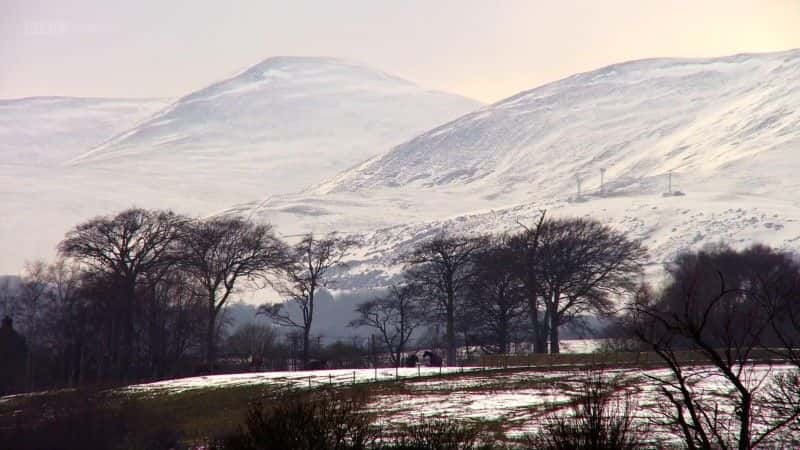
(529, 296), (548, 354)
(499, 324), (509, 355)
(739, 393), (752, 450)
(446, 289), (456, 366)
(121, 283), (136, 381)
(302, 326), (311, 368)
(205, 305), (217, 366)
(549, 307), (560, 354)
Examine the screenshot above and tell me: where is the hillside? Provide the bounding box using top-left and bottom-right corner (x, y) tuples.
(0, 58), (481, 274)
(0, 97), (169, 165)
(69, 56), (482, 196)
(315, 50), (800, 200)
(236, 49), (800, 288)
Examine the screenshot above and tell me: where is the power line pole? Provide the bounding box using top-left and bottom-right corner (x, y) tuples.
(600, 168), (606, 195)
(668, 170), (673, 195)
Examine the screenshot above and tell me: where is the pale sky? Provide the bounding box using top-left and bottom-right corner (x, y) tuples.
(1, 0), (799, 103)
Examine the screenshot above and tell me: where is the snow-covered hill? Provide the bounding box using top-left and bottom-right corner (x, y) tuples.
(236, 49), (800, 288)
(316, 50), (800, 200)
(69, 56), (482, 196)
(0, 97), (169, 165)
(0, 57), (481, 274)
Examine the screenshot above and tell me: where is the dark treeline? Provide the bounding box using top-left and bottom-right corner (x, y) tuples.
(0, 208), (292, 393)
(352, 211), (646, 366)
(0, 208), (652, 394)
(7, 207), (800, 448)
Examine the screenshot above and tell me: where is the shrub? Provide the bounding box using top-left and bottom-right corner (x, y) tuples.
(392, 417), (492, 450)
(221, 388), (377, 450)
(524, 373), (643, 450)
(0, 389), (181, 450)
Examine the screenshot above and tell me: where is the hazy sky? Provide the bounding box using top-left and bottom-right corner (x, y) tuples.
(2, 0), (799, 103)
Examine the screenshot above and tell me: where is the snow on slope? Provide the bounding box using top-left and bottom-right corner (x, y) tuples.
(69, 56), (483, 195)
(0, 58), (481, 275)
(0, 97), (169, 165)
(315, 50), (800, 200)
(236, 49), (800, 289)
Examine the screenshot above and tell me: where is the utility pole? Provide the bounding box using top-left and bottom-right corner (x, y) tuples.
(576, 175), (582, 199)
(668, 170), (673, 195)
(600, 168), (606, 195)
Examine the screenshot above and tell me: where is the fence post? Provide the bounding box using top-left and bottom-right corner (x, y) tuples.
(353, 371), (356, 384)
(308, 376), (311, 388)
(329, 374), (332, 386)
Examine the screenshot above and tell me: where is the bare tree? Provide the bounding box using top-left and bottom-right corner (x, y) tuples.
(180, 217), (286, 365)
(17, 261), (48, 389)
(226, 322), (280, 361)
(349, 283), (424, 367)
(402, 233), (488, 366)
(507, 211), (549, 353)
(631, 245), (800, 449)
(535, 217), (645, 353)
(259, 233), (357, 368)
(464, 236), (526, 354)
(0, 276), (18, 319)
(41, 259), (85, 385)
(58, 208), (185, 379)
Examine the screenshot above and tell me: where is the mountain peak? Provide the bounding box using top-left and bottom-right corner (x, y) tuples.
(68, 56), (482, 197)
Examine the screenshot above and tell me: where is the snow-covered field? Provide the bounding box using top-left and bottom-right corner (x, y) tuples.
(117, 362), (799, 445)
(122, 366), (479, 396)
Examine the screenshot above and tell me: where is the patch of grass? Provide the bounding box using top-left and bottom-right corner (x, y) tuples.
(117, 384), (280, 441)
(0, 384), (281, 448)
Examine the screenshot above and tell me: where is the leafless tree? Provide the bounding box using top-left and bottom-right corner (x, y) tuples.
(40, 259), (85, 385)
(464, 236), (526, 354)
(535, 217), (645, 353)
(259, 233), (357, 367)
(402, 233), (488, 366)
(226, 322), (280, 361)
(58, 208), (186, 379)
(0, 276), (18, 319)
(349, 283), (424, 367)
(631, 245), (800, 449)
(180, 217), (286, 365)
(507, 211), (549, 353)
(17, 261), (48, 389)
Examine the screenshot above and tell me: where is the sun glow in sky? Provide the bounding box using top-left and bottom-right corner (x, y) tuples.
(1, 0), (799, 103)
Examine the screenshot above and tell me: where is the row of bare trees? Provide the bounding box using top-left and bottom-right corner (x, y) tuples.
(2, 208), (359, 390)
(3, 206), (652, 384)
(55, 209), (288, 379)
(348, 212), (646, 366)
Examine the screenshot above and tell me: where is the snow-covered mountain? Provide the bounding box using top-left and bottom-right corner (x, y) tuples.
(316, 50), (800, 200)
(236, 49), (800, 288)
(69, 56), (482, 196)
(0, 57), (481, 274)
(0, 97), (169, 165)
